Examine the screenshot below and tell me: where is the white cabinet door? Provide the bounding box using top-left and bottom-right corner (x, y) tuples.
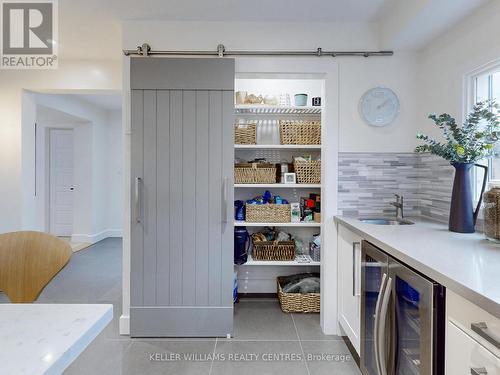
(338, 224), (362, 354)
(446, 320), (500, 374)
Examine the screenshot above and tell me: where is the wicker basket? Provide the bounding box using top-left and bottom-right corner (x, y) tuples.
(279, 120), (321, 145)
(246, 204), (290, 223)
(294, 160), (321, 184)
(235, 123), (257, 144)
(277, 276), (320, 313)
(252, 240), (295, 261)
(234, 163), (276, 184)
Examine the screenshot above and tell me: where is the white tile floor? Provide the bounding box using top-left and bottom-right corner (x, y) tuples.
(0, 238), (360, 375)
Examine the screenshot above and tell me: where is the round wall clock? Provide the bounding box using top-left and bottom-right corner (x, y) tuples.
(359, 87), (400, 126)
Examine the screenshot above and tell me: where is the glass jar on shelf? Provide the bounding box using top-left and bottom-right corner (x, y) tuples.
(482, 181), (500, 243)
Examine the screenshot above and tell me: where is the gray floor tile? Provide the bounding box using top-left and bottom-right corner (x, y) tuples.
(301, 340), (361, 375)
(63, 334), (132, 375)
(232, 300), (298, 341)
(212, 340), (308, 375)
(291, 313), (342, 341)
(124, 340), (215, 375)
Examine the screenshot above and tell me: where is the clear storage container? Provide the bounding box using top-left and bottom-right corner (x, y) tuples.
(482, 181), (500, 243)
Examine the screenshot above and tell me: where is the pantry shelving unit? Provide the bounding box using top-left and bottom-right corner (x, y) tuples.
(244, 254), (321, 267)
(234, 77), (323, 294)
(234, 221), (321, 227)
(235, 104), (321, 115)
(235, 144), (321, 150)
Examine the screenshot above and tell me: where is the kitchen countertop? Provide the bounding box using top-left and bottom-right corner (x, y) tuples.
(0, 304), (113, 375)
(335, 216), (500, 319)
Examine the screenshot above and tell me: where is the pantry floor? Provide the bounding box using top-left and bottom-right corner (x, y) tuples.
(0, 238), (360, 375)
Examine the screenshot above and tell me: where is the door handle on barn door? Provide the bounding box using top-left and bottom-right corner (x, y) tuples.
(135, 177), (142, 223)
(221, 177), (229, 224)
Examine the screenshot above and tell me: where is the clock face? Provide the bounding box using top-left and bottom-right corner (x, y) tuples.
(359, 87), (400, 126)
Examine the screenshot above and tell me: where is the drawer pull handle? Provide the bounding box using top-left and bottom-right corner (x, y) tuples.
(470, 368), (487, 375)
(471, 322), (500, 349)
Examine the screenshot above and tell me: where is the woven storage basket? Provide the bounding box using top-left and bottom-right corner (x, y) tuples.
(246, 204), (291, 223)
(235, 123), (257, 144)
(277, 276), (320, 313)
(234, 163), (276, 184)
(279, 120), (321, 145)
(294, 160), (321, 184)
(252, 240), (295, 261)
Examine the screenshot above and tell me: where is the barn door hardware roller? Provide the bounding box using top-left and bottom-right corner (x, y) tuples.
(124, 43), (393, 58)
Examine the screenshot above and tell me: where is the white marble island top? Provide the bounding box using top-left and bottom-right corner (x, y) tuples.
(0, 304), (113, 375)
(335, 216), (500, 319)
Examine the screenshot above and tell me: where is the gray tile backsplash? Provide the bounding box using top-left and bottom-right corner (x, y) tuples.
(338, 152), (454, 222)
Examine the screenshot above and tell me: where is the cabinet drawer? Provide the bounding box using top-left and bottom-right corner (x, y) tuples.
(446, 321), (500, 374)
(447, 290), (500, 356)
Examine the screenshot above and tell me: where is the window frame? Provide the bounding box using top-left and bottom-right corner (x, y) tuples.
(464, 58), (500, 202)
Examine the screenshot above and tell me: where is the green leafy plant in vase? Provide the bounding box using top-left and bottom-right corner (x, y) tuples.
(415, 100), (500, 233)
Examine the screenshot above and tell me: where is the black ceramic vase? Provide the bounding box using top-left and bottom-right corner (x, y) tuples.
(449, 162), (488, 233)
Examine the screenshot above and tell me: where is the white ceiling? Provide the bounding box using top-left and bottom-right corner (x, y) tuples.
(56, 0), (490, 60)
(58, 0), (389, 60)
(74, 94), (122, 111)
(37, 105), (87, 124)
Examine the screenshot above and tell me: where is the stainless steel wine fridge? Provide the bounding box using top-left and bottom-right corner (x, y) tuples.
(360, 241), (445, 375)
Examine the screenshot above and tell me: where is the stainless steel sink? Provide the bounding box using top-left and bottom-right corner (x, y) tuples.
(358, 218), (414, 225)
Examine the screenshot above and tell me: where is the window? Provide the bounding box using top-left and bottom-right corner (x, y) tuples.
(467, 62), (500, 200)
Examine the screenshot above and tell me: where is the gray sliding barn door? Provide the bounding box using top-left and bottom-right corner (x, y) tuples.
(130, 58), (234, 337)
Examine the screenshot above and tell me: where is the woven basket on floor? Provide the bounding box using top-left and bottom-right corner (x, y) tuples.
(252, 240), (295, 261)
(235, 123), (257, 144)
(234, 163), (276, 184)
(277, 276), (320, 313)
(246, 204), (290, 223)
(279, 120), (321, 145)
(293, 159), (321, 184)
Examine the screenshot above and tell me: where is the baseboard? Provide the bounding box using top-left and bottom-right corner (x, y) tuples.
(119, 314), (130, 335)
(71, 229), (123, 244)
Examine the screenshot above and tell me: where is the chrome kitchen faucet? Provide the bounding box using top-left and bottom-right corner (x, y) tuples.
(390, 194), (404, 220)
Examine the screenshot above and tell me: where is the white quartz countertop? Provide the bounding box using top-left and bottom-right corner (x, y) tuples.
(335, 216), (500, 319)
(0, 304), (113, 375)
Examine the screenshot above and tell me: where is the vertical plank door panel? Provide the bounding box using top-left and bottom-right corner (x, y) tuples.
(142, 90), (158, 306)
(182, 90), (197, 306)
(130, 89), (144, 307)
(169, 90), (183, 307)
(156, 90), (171, 306)
(208, 90), (223, 307)
(195, 90), (210, 307)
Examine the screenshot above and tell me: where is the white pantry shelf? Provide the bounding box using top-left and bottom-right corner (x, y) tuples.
(234, 221), (321, 227)
(239, 255), (320, 267)
(235, 183), (321, 188)
(235, 104), (321, 115)
(234, 144), (321, 150)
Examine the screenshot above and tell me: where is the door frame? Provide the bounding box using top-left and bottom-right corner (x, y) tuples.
(47, 127), (75, 236)
(121, 56), (339, 335)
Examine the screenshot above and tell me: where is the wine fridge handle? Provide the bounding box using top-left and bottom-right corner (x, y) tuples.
(379, 276), (393, 375)
(374, 272), (387, 375)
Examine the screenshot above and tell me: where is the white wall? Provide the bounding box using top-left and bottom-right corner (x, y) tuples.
(21, 92), (123, 242)
(416, 0), (500, 141)
(0, 60), (121, 234)
(106, 110), (124, 233)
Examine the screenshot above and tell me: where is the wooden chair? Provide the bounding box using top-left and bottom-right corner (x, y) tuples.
(0, 231), (72, 302)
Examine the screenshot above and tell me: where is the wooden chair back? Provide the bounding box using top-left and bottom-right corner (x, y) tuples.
(0, 231), (72, 302)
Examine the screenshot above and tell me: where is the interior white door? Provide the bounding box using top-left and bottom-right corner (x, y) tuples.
(49, 129), (74, 237)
